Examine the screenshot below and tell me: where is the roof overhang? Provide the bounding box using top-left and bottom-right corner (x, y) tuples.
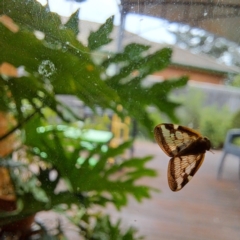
(120, 0), (240, 44)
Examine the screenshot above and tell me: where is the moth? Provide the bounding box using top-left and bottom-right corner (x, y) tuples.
(154, 123), (211, 192)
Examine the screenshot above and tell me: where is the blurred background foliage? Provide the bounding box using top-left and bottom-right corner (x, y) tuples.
(169, 88), (240, 149)
(0, 0), (188, 238)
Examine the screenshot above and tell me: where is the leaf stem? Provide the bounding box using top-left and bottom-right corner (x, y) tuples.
(0, 108), (41, 142)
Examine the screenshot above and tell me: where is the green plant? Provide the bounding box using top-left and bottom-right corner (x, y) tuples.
(230, 74), (240, 87)
(228, 110), (240, 146)
(171, 88), (204, 128)
(199, 106), (232, 148)
(171, 87), (233, 148)
(0, 0), (187, 238)
(231, 110), (240, 129)
(81, 215), (143, 240)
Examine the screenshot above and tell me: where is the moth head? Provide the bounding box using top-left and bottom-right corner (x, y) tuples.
(203, 137), (211, 151)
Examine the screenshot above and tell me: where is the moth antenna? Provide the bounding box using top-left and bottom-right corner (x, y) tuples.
(209, 149), (214, 154)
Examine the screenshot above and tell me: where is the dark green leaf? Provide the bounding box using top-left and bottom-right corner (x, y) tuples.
(88, 16), (114, 50)
(64, 9), (80, 36)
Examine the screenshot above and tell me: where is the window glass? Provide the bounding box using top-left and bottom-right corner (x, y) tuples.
(0, 1), (240, 239)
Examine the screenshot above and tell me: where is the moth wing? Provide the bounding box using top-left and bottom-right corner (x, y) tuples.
(154, 123), (201, 157)
(168, 154), (205, 191)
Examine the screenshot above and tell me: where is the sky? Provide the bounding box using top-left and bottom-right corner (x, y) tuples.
(37, 0), (176, 44)
(36, 0), (240, 67)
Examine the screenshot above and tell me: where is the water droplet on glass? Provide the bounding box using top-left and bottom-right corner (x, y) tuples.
(17, 66), (28, 77)
(62, 46), (67, 52)
(34, 30), (45, 40)
(38, 60), (56, 78)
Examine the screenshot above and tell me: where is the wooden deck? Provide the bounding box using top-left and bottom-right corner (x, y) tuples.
(106, 140), (240, 240)
(37, 140), (240, 239)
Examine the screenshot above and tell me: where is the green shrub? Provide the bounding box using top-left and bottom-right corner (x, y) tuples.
(231, 110), (240, 129)
(172, 88), (204, 128)
(199, 106), (232, 149)
(230, 110), (240, 146)
(231, 74), (240, 87)
(171, 87), (233, 149)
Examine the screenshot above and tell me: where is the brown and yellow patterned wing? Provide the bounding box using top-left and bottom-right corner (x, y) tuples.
(154, 123), (201, 157)
(168, 154), (205, 191)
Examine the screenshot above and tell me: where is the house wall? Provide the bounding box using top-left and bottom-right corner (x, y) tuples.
(146, 74), (240, 113)
(174, 82), (240, 113)
(154, 65), (226, 85)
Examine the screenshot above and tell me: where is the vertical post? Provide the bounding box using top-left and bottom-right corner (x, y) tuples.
(117, 4), (127, 52)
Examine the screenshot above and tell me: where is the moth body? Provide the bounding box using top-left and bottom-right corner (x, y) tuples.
(176, 137), (211, 157)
